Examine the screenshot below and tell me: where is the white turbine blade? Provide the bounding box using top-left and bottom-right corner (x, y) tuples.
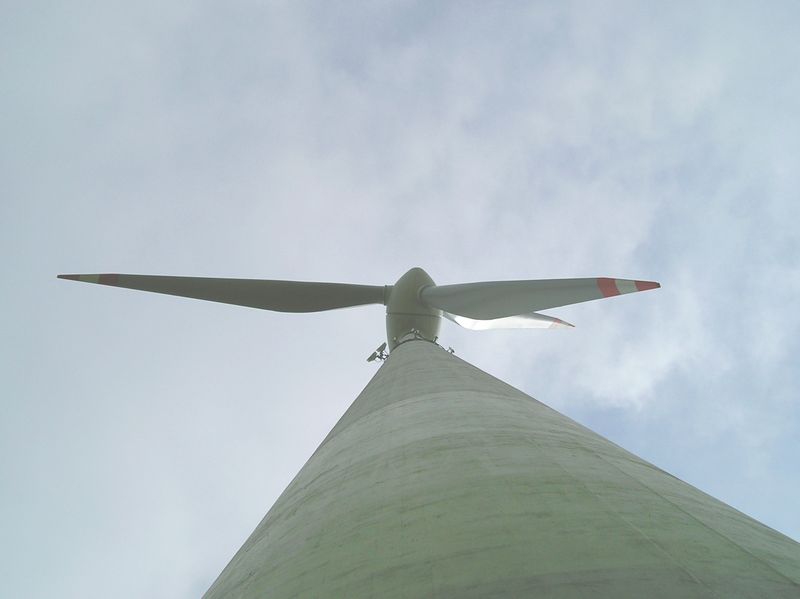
(443, 311), (574, 330)
(422, 277), (660, 320)
(58, 274), (387, 312)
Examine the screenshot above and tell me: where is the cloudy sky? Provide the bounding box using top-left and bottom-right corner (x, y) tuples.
(3, 1), (799, 597)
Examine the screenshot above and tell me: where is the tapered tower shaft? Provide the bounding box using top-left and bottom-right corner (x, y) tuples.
(205, 340), (800, 598)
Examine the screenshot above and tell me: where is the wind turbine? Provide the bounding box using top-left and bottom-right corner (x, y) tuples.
(59, 267), (800, 598)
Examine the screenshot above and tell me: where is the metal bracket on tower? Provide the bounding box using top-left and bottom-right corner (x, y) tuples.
(367, 342), (388, 363)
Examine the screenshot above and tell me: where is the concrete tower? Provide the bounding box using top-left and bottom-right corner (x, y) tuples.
(204, 340), (800, 598)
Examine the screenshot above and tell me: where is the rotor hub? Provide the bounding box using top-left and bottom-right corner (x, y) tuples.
(385, 267), (442, 350)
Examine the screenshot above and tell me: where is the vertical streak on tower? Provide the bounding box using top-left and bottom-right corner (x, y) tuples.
(204, 340), (800, 598)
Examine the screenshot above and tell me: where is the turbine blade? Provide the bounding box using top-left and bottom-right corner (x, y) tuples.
(57, 274), (387, 312)
(443, 311), (574, 330)
(422, 277), (660, 320)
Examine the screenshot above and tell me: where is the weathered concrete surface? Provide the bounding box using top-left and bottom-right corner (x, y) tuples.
(204, 340), (800, 598)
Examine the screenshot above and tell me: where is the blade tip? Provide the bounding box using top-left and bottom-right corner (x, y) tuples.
(56, 273), (120, 285)
(634, 280), (661, 291)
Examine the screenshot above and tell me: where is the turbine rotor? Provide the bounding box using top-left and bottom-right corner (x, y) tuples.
(58, 268), (660, 351)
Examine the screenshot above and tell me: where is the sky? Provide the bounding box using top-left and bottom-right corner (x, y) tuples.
(2, 1), (799, 597)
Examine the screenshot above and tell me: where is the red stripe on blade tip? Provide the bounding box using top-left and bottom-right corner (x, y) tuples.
(98, 274), (119, 285)
(634, 280), (660, 291)
(596, 277), (620, 297)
